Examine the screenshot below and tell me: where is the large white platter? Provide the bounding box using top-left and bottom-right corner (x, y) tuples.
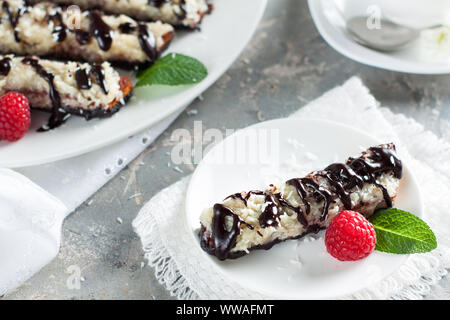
(308, 0), (450, 74)
(0, 0), (267, 168)
(185, 118), (423, 299)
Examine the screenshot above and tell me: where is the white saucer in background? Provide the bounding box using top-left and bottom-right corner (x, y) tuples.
(185, 118), (423, 299)
(308, 0), (450, 74)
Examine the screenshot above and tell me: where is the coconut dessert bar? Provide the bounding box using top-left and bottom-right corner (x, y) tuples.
(0, 54), (133, 130)
(0, 0), (174, 66)
(28, 0), (211, 29)
(200, 143), (403, 260)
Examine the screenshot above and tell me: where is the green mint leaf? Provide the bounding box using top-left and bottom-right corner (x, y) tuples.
(369, 208), (437, 254)
(136, 53), (208, 87)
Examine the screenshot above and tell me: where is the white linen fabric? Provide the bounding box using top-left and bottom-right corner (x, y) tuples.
(0, 169), (67, 295)
(133, 77), (450, 299)
(0, 109), (182, 296)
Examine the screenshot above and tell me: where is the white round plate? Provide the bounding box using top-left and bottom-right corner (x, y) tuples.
(308, 0), (450, 74)
(0, 0), (268, 168)
(185, 118), (423, 299)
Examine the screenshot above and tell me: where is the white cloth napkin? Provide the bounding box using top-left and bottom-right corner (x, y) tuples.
(0, 108), (183, 296)
(0, 169), (66, 295)
(133, 77), (450, 300)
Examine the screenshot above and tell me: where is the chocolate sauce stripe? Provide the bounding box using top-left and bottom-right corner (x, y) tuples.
(21, 57), (66, 131)
(5, 2), (26, 41)
(259, 193), (280, 228)
(148, 0), (171, 8)
(75, 68), (92, 90)
(211, 204), (253, 261)
(0, 57), (11, 76)
(89, 10), (113, 51)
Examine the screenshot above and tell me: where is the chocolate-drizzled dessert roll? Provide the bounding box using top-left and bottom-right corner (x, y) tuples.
(199, 144), (403, 260)
(28, 0), (211, 29)
(0, 54), (133, 130)
(0, 0), (174, 66)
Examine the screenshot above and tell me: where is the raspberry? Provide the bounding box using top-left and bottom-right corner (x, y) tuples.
(325, 210), (376, 261)
(0, 92), (31, 142)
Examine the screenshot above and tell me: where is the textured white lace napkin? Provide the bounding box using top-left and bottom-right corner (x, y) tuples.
(133, 77), (450, 300)
(0, 109), (182, 296)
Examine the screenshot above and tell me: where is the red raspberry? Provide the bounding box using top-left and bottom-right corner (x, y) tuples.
(325, 210), (376, 261)
(0, 92), (31, 142)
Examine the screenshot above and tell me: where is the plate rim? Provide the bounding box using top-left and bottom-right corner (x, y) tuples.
(308, 0), (450, 75)
(185, 117), (424, 299)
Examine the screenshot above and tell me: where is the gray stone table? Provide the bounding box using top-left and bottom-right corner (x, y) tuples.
(3, 0), (450, 299)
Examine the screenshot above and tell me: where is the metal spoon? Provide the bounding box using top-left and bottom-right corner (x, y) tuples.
(346, 17), (424, 52)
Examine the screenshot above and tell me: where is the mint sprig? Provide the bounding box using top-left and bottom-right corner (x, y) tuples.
(369, 208), (437, 254)
(136, 53), (208, 87)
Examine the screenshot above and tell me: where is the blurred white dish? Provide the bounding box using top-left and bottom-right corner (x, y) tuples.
(376, 0), (450, 29)
(308, 0), (450, 74)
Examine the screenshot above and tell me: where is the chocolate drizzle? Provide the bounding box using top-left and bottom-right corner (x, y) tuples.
(287, 178), (332, 222)
(49, 11), (67, 42)
(22, 57), (69, 131)
(90, 63), (108, 94)
(89, 11), (113, 51)
(275, 193), (308, 227)
(209, 204), (253, 261)
(0, 57), (11, 76)
(137, 23), (158, 62)
(259, 194), (280, 228)
(174, 0), (188, 21)
(75, 68), (92, 89)
(2, 1), (27, 42)
(319, 163), (364, 210)
(148, 0), (170, 7)
(75, 64), (108, 94)
(200, 144), (403, 260)
(75, 29), (90, 45)
(324, 163), (364, 190)
(118, 22), (136, 34)
(225, 190), (264, 206)
(346, 146), (403, 207)
(117, 22), (158, 62)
